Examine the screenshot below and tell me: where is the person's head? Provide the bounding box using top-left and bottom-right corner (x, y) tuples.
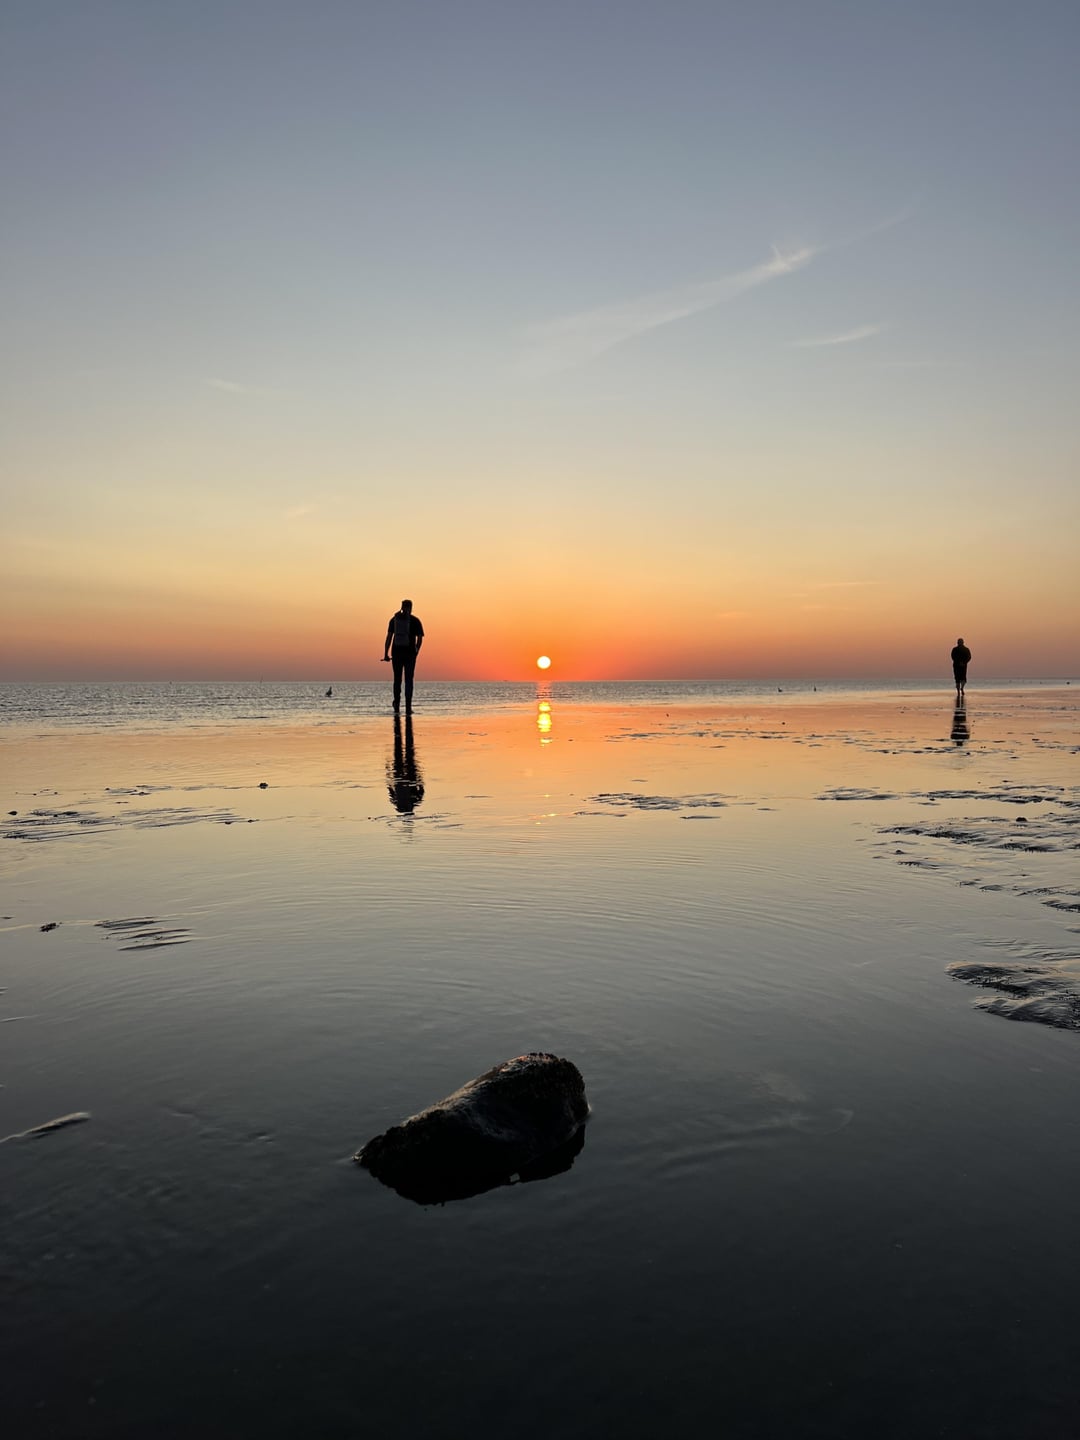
(957, 637), (964, 645)
(401, 599), (413, 613)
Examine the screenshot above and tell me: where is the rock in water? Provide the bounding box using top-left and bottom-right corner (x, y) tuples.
(355, 1052), (589, 1204)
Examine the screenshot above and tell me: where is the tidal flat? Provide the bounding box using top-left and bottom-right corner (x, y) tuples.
(2, 687), (1079, 1439)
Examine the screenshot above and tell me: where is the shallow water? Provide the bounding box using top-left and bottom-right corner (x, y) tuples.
(0, 675), (1071, 731)
(2, 689), (1079, 1438)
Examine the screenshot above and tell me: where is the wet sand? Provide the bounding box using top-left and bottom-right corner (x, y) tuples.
(5, 686), (1077, 1004)
(2, 686), (1079, 1438)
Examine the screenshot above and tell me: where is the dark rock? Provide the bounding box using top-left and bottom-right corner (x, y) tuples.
(356, 1052), (589, 1205)
(40, 922), (60, 932)
(258, 782), (269, 789)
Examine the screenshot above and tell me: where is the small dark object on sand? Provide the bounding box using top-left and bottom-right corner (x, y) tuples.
(258, 782), (269, 789)
(356, 1052), (589, 1205)
(40, 922), (59, 932)
(8, 810), (15, 816)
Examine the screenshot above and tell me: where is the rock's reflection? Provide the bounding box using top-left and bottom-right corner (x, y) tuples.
(364, 1125), (588, 1206)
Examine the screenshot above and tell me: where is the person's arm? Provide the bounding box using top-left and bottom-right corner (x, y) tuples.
(383, 619), (393, 661)
(414, 619), (424, 658)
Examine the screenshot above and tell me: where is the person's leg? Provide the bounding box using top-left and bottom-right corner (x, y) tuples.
(391, 650), (404, 709)
(403, 650), (416, 707)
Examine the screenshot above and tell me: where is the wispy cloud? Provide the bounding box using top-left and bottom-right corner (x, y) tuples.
(204, 376), (282, 397)
(518, 204), (915, 375)
(520, 244), (816, 374)
(283, 504), (314, 520)
(786, 580), (880, 600)
(205, 376), (254, 394)
(833, 203), (917, 251)
(869, 358), (964, 370)
(812, 580), (880, 590)
(790, 323), (884, 349)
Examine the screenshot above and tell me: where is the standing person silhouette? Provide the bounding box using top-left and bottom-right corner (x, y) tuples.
(951, 636), (971, 701)
(382, 598), (424, 712)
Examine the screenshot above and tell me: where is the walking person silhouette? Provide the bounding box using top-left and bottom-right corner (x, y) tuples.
(382, 598), (424, 713)
(951, 637), (971, 702)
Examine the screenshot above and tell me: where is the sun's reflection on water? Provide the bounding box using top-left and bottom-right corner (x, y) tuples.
(534, 682), (554, 744)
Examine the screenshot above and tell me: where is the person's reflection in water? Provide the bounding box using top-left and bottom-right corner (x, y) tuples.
(386, 713), (425, 814)
(950, 702), (970, 747)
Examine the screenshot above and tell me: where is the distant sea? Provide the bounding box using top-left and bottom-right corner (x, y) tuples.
(0, 676), (1070, 732)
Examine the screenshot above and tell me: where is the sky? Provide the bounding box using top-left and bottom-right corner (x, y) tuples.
(2, 0), (1078, 681)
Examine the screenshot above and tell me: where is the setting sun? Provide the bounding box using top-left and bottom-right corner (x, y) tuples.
(536, 655), (551, 670)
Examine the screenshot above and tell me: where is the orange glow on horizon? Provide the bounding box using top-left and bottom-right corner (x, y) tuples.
(5, 543), (1078, 681)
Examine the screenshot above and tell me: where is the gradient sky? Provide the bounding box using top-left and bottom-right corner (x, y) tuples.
(3, 1), (1078, 681)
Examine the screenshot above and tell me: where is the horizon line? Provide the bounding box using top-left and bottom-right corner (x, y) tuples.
(1, 675), (1075, 686)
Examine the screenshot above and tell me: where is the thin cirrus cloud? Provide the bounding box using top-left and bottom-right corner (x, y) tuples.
(205, 377), (252, 394)
(204, 376), (278, 396)
(790, 323), (884, 349)
(813, 580), (880, 589)
(785, 581), (880, 599)
(870, 358), (963, 369)
(520, 244), (816, 374)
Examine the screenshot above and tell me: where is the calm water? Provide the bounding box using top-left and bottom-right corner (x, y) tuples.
(2, 690), (1079, 1438)
(0, 675), (1070, 731)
